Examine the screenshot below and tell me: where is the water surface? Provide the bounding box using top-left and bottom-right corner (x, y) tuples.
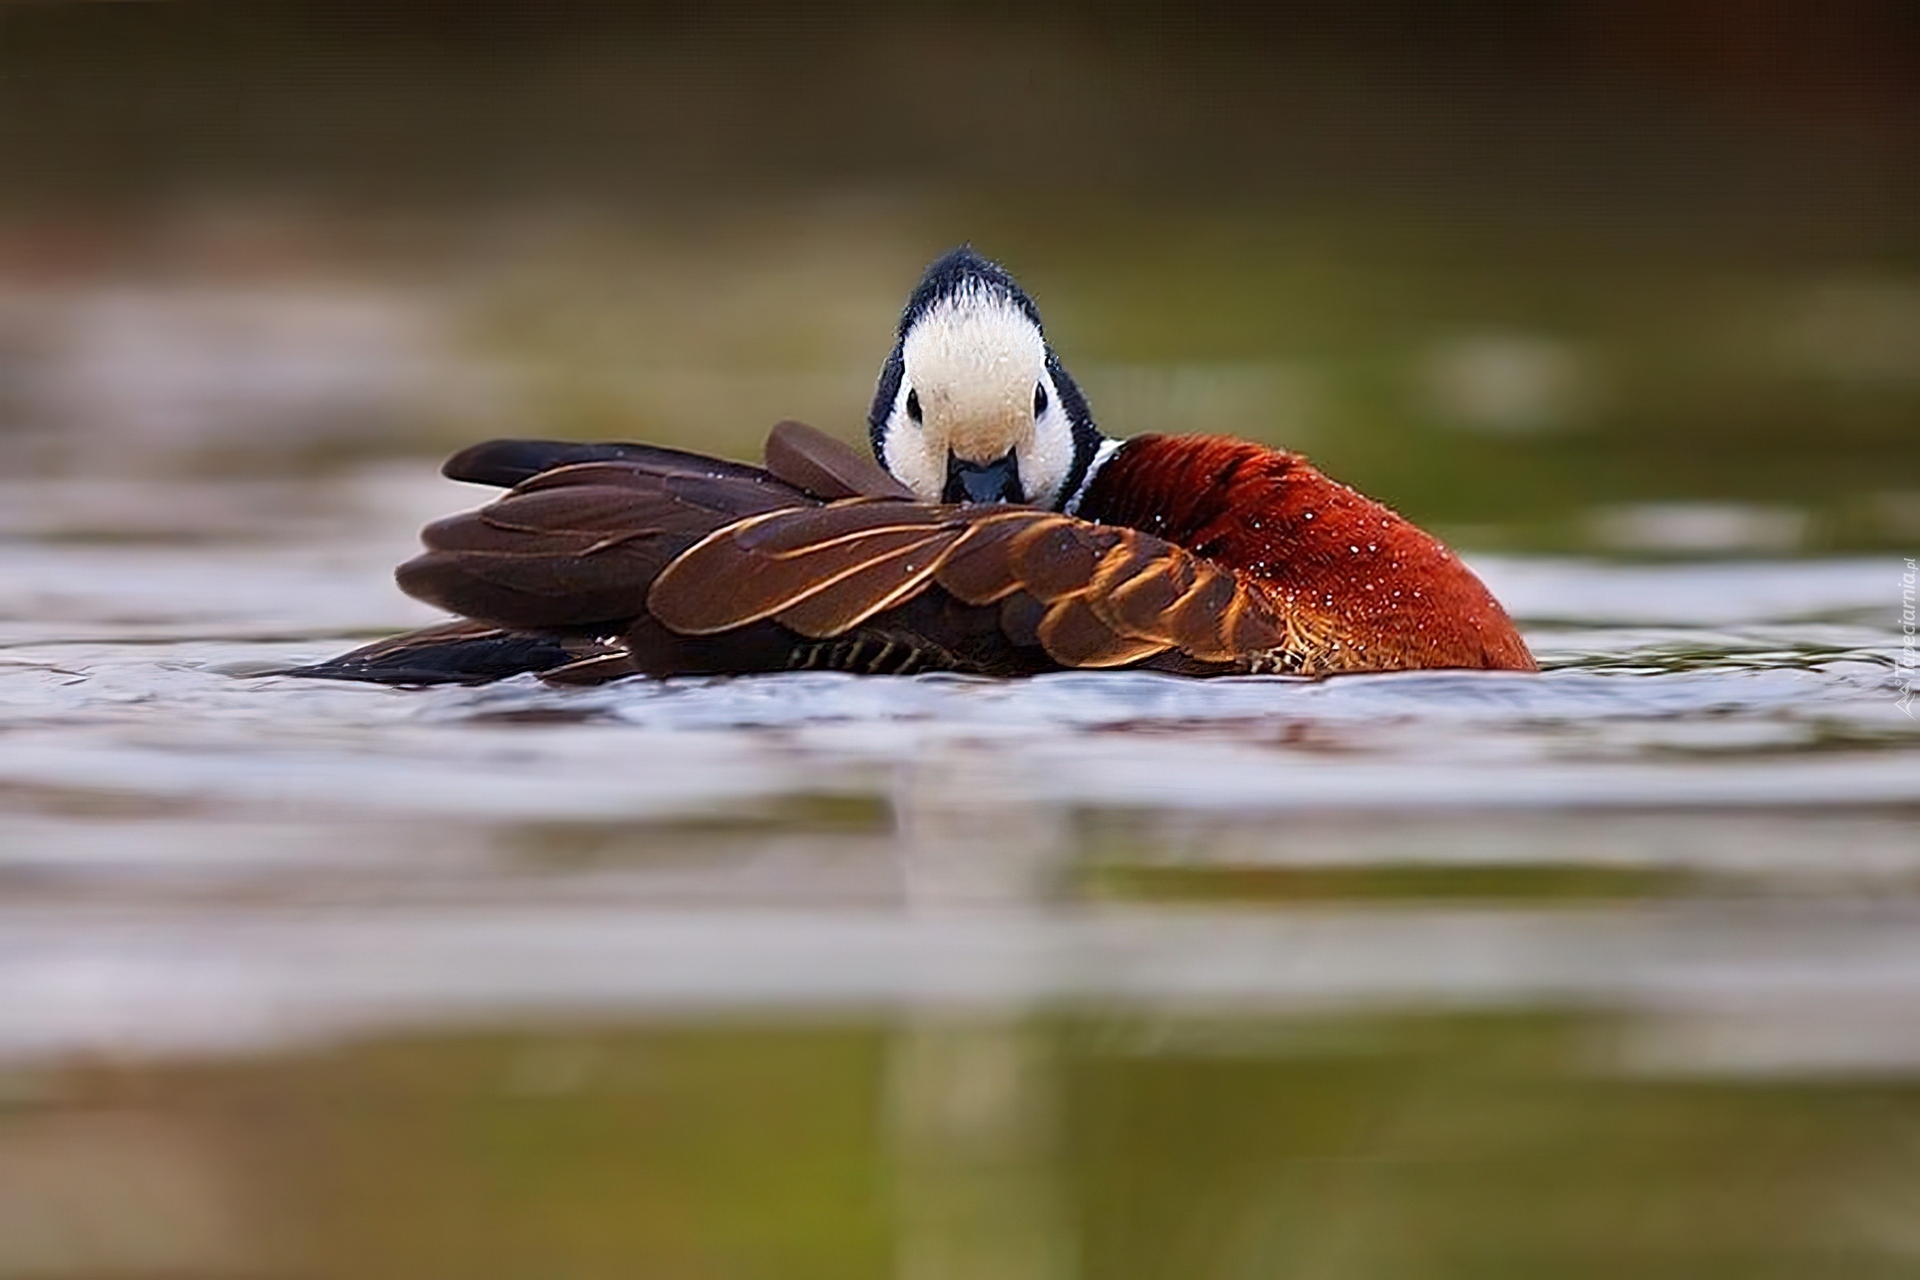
(1, 470), (1916, 1276)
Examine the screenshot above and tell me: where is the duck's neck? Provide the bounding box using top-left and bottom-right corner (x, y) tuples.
(1058, 435), (1124, 515)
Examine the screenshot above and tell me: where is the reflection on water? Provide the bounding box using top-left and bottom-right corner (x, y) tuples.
(11, 1015), (1920, 1277)
(0, 469), (1916, 1274)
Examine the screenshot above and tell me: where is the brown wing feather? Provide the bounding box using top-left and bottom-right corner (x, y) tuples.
(763, 420), (914, 501)
(398, 460), (812, 630)
(651, 503), (1118, 637)
(1095, 554), (1196, 635)
(1004, 519), (1116, 600)
(770, 529), (971, 637)
(1156, 566), (1245, 661)
(1145, 562), (1288, 663)
(649, 503), (968, 635)
(1036, 595), (1175, 667)
(727, 500), (951, 555)
(928, 511), (1058, 604)
(648, 499), (1289, 671)
(1015, 519), (1289, 667)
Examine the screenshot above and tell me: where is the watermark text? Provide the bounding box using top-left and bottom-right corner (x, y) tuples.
(1901, 557), (1917, 719)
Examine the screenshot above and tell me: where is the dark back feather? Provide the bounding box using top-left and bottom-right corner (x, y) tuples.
(763, 420), (913, 501)
(398, 457), (815, 631)
(443, 438), (779, 490)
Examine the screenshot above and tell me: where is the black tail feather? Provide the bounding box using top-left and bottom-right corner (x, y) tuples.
(442, 439), (777, 490)
(284, 620), (601, 685)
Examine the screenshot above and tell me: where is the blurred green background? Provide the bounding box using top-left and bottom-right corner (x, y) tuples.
(1, 0), (1914, 552)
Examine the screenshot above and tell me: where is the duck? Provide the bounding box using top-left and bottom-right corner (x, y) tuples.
(295, 248), (1533, 685)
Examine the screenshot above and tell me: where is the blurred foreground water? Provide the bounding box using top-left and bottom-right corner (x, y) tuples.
(0, 465), (1916, 1277)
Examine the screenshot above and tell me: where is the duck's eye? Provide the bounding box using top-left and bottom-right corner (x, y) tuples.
(905, 389), (922, 424)
(1033, 383), (1050, 416)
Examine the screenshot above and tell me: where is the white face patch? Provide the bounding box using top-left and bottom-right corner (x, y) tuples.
(880, 288), (1077, 507)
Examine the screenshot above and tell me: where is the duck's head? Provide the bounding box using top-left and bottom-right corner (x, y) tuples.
(869, 247), (1107, 510)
